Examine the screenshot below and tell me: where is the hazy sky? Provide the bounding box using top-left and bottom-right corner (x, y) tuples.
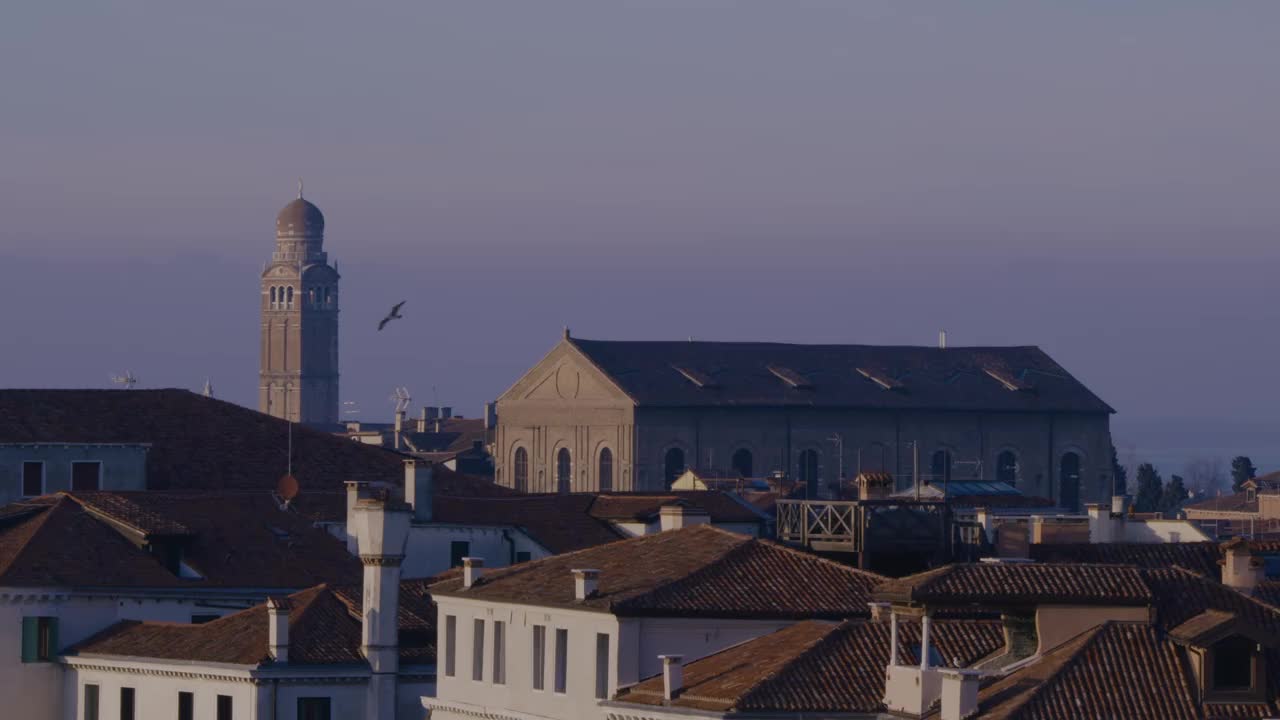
(3, 2), (1279, 467)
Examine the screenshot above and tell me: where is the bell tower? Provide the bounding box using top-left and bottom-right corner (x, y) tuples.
(259, 182), (340, 425)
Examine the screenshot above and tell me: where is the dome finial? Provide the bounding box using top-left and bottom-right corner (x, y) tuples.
(297, 177), (304, 199)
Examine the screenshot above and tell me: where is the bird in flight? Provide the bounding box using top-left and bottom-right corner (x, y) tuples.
(378, 301), (406, 331)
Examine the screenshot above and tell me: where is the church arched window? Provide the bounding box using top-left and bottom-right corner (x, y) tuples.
(269, 287), (277, 308)
(286, 286), (294, 309)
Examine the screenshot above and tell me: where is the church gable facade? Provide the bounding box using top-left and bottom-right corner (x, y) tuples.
(495, 334), (1116, 510)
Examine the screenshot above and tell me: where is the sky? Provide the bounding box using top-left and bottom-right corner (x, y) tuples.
(2, 2), (1279, 473)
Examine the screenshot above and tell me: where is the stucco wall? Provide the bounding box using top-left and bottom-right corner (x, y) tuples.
(0, 444), (147, 504)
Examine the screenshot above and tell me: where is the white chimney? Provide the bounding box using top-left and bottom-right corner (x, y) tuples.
(659, 655), (684, 700)
(939, 330), (947, 349)
(573, 569), (600, 601)
(974, 507), (994, 544)
(353, 495), (411, 720)
(1222, 540), (1262, 593)
(1112, 495), (1129, 516)
(418, 407), (428, 434)
(939, 669), (982, 720)
(267, 596), (290, 663)
(344, 481), (369, 555)
(404, 459), (434, 523)
(1086, 503), (1116, 544)
(463, 557), (484, 588)
(393, 410), (405, 449)
(659, 504), (710, 532)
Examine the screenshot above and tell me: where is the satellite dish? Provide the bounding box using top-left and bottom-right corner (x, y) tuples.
(277, 474), (300, 502)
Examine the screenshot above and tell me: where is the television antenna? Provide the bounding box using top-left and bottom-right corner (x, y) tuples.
(201, 378), (214, 397)
(110, 371), (139, 390)
(342, 400), (361, 418)
(388, 387), (412, 414)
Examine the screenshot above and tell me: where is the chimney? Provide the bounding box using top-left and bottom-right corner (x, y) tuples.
(974, 507), (995, 544)
(1112, 495), (1130, 516)
(425, 406), (439, 421)
(344, 481), (370, 555)
(441, 406), (453, 420)
(883, 611), (943, 716)
(659, 655), (684, 701)
(404, 459), (434, 523)
(659, 503), (710, 532)
(857, 473), (892, 501)
(483, 402), (497, 430)
(393, 410), (405, 449)
(939, 330), (947, 349)
(939, 669), (982, 720)
(463, 557), (484, 588)
(573, 569), (600, 600)
(1222, 540), (1262, 593)
(267, 596), (290, 663)
(1086, 503), (1116, 544)
(417, 407), (428, 433)
(354, 495), (411, 720)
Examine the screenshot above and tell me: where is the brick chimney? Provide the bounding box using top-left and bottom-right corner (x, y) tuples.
(939, 669), (982, 720)
(1222, 539), (1262, 593)
(573, 569), (600, 600)
(267, 596), (290, 663)
(403, 459), (434, 523)
(463, 557), (484, 588)
(659, 655), (684, 700)
(659, 503), (710, 532)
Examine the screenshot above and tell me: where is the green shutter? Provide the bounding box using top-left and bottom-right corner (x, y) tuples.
(20, 617), (37, 663)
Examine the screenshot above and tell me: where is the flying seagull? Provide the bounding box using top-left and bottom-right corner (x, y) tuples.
(378, 301), (406, 331)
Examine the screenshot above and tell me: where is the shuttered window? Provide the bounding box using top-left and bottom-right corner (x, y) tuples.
(21, 617), (57, 662)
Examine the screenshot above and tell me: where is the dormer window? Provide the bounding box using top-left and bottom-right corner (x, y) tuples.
(1210, 635), (1257, 694)
(1247, 487), (1257, 503)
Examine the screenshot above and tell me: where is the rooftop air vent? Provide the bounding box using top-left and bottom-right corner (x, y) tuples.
(671, 365), (717, 389)
(856, 367), (905, 391)
(767, 365), (812, 390)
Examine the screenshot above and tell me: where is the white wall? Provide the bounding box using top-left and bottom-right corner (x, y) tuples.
(64, 661), (255, 720)
(1121, 519), (1210, 543)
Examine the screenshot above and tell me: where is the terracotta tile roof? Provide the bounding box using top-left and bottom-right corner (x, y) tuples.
(1185, 493), (1259, 515)
(1144, 566), (1280, 635)
(615, 618), (1005, 713)
(875, 562), (1152, 606)
(433, 525), (884, 619)
(587, 491), (765, 524)
(68, 580), (435, 667)
(0, 491), (360, 589)
(432, 494), (624, 554)
(1030, 542), (1223, 577)
(0, 389), (512, 498)
(567, 338), (1114, 413)
(976, 622), (1204, 720)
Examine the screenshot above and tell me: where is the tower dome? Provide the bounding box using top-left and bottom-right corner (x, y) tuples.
(275, 194), (324, 238)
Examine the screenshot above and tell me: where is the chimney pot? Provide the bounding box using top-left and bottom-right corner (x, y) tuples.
(267, 596), (291, 663)
(441, 406), (452, 419)
(463, 557), (485, 588)
(659, 654), (684, 701)
(939, 669), (982, 720)
(573, 568), (601, 600)
(425, 406), (439, 421)
(404, 460), (434, 523)
(1112, 495), (1129, 516)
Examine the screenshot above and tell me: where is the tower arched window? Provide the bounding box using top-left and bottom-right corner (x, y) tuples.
(997, 450), (1019, 486)
(663, 448), (685, 490)
(598, 448), (613, 492)
(269, 287), (277, 308)
(286, 286), (294, 309)
(513, 447), (529, 493)
(732, 449), (753, 479)
(931, 449), (953, 485)
(556, 448), (572, 494)
(323, 287), (331, 306)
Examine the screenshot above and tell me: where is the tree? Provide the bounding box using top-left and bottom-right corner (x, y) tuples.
(1186, 456), (1228, 495)
(1110, 446), (1128, 497)
(1160, 474), (1188, 515)
(1133, 463), (1164, 513)
(1231, 456), (1258, 493)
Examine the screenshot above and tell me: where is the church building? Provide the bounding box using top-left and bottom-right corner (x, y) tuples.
(259, 186), (341, 425)
(494, 332), (1116, 509)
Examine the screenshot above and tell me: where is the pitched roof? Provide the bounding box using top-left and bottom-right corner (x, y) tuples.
(1185, 493), (1259, 515)
(586, 491), (764, 524)
(1030, 542), (1223, 578)
(976, 622), (1205, 720)
(68, 580), (435, 667)
(0, 389), (512, 497)
(566, 338), (1113, 413)
(875, 562), (1152, 606)
(614, 618), (1005, 714)
(432, 525), (885, 619)
(432, 494), (625, 554)
(0, 492), (361, 589)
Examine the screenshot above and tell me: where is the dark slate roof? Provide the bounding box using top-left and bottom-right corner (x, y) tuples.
(68, 579), (434, 667)
(614, 618), (1004, 714)
(568, 338), (1113, 413)
(0, 492), (361, 589)
(432, 525), (884, 619)
(875, 563), (1152, 606)
(0, 389), (512, 497)
(432, 494), (626, 554)
(1030, 542), (1223, 578)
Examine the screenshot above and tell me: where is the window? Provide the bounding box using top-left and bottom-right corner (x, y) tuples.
(296, 698), (331, 720)
(554, 628), (568, 694)
(513, 447), (529, 492)
(119, 688), (135, 720)
(1060, 453), (1082, 511)
(556, 448), (572, 494)
(71, 461), (100, 491)
(797, 449), (819, 494)
(663, 448), (685, 490)
(598, 448), (613, 492)
(595, 632), (610, 699)
(515, 551), (532, 564)
(732, 449), (753, 478)
(22, 461), (43, 497)
(21, 616), (57, 662)
(191, 614), (220, 625)
(996, 451), (1018, 486)
(930, 450), (952, 485)
(216, 695), (233, 720)
(286, 286), (294, 309)
(532, 625), (546, 690)
(473, 619), (486, 681)
(450, 541), (470, 568)
(493, 621), (506, 685)
(178, 692), (194, 720)
(83, 685), (99, 720)
(444, 615), (457, 677)
(1213, 636), (1255, 691)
